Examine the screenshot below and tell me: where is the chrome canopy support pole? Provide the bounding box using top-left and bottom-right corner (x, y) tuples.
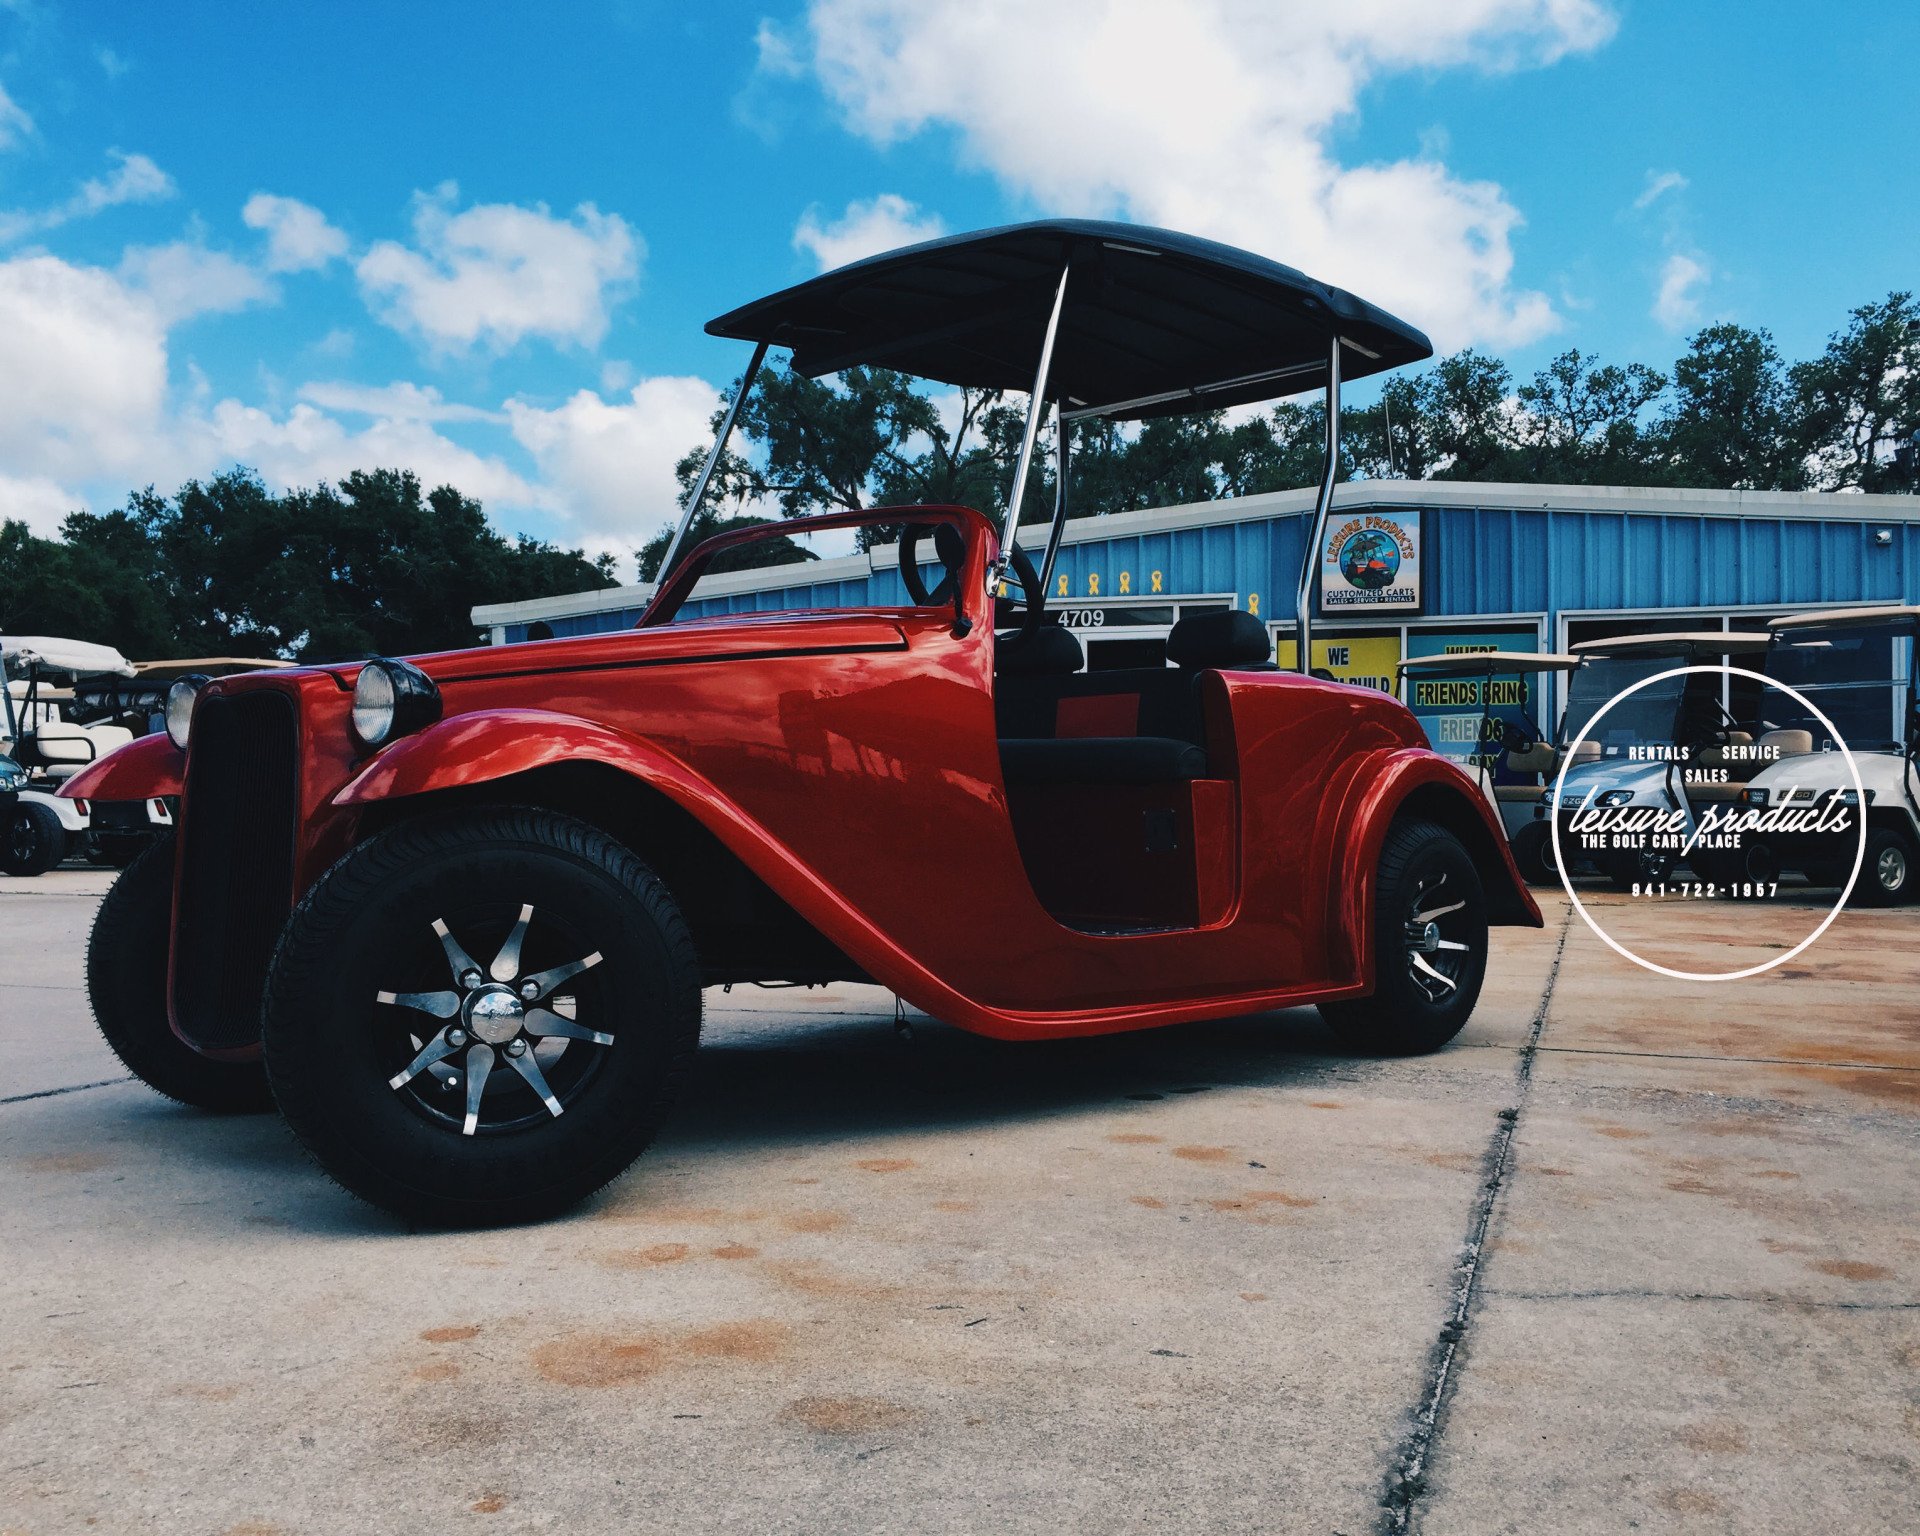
(0, 653), (16, 744)
(998, 266), (1071, 583)
(1039, 402), (1069, 597)
(652, 339), (768, 594)
(1294, 334), (1343, 674)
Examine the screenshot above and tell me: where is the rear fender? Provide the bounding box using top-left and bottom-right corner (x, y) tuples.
(1319, 748), (1542, 986)
(57, 731), (183, 801)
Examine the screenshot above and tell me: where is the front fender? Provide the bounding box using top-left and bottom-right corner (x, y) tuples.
(1320, 747), (1542, 985)
(58, 731), (184, 801)
(333, 709), (676, 804)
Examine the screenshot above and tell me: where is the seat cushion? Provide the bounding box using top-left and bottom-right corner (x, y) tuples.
(1166, 609), (1272, 670)
(1000, 735), (1207, 786)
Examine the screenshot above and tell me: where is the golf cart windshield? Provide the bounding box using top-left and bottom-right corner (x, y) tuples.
(1764, 621), (1916, 751)
(1562, 655), (1703, 754)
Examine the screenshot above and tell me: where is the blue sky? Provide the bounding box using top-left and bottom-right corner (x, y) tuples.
(1, 0), (1915, 575)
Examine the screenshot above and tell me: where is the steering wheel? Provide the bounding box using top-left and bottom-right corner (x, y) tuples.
(900, 521), (968, 606)
(1499, 720), (1537, 756)
(899, 525), (1044, 645)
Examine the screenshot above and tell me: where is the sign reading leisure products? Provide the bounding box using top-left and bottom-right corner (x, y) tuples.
(1319, 509), (1421, 614)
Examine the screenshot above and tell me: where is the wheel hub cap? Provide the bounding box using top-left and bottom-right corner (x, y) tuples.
(464, 984), (525, 1044)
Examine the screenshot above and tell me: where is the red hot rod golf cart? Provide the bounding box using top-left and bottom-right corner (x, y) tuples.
(64, 221), (1538, 1225)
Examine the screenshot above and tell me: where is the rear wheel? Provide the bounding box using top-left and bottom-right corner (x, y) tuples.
(262, 807), (702, 1227)
(1319, 818), (1489, 1055)
(87, 834), (274, 1111)
(3, 800), (64, 876)
(1850, 827), (1915, 907)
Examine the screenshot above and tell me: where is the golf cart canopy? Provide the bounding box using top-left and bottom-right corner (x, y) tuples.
(1, 636), (136, 678)
(1768, 605), (1920, 633)
(705, 219), (1432, 421)
(1571, 632), (1769, 661)
(1397, 652), (1581, 680)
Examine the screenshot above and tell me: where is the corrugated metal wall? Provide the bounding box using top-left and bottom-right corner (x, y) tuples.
(506, 503), (1918, 640)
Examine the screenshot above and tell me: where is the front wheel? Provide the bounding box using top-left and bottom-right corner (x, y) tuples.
(1509, 821), (1559, 886)
(3, 800), (65, 876)
(262, 807), (702, 1227)
(1849, 827), (1915, 907)
(1319, 818), (1489, 1055)
(87, 835), (274, 1111)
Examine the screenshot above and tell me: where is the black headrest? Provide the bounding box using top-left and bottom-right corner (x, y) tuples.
(995, 623), (1085, 677)
(1166, 609), (1272, 670)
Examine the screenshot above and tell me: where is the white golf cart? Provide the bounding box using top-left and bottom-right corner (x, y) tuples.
(1397, 650), (1584, 884)
(1537, 631), (1773, 889)
(0, 636), (137, 875)
(1738, 606), (1920, 905)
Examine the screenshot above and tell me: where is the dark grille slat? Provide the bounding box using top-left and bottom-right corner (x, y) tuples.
(172, 692), (299, 1050)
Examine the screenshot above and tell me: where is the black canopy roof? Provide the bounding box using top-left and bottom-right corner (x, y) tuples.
(706, 220), (1432, 421)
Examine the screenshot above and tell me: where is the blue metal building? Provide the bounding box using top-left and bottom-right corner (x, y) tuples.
(473, 480), (1920, 760)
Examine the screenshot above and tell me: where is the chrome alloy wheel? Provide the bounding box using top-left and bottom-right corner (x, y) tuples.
(378, 904), (611, 1136)
(1402, 871), (1474, 1003)
(1876, 842), (1908, 894)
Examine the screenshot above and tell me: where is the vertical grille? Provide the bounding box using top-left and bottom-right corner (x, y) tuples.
(172, 690), (299, 1051)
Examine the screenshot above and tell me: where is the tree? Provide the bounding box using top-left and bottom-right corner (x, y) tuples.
(636, 511), (817, 582)
(1657, 323), (1803, 490)
(1790, 292), (1919, 492)
(1, 468), (615, 665)
(1507, 349), (1668, 484)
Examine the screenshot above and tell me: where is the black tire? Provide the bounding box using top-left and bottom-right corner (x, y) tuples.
(87, 834), (274, 1112)
(1319, 818), (1489, 1056)
(1509, 821), (1559, 885)
(262, 807), (702, 1227)
(3, 800), (65, 876)
(1604, 846), (1671, 892)
(1850, 826), (1915, 908)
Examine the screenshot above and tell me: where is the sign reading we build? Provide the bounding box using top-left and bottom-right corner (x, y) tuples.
(1319, 510), (1421, 615)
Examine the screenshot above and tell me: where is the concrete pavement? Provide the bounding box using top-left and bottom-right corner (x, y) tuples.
(1, 872), (1915, 1534)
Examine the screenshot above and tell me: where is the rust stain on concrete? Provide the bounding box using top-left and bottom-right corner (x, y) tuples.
(1808, 1258), (1893, 1281)
(531, 1320), (790, 1387)
(419, 1325), (481, 1343)
(711, 1243), (759, 1260)
(471, 1493), (508, 1513)
(854, 1158), (916, 1173)
(19, 1151), (113, 1174)
(1172, 1145), (1231, 1163)
(781, 1210), (848, 1234)
(1107, 1133), (1163, 1145)
(600, 1242), (692, 1268)
(784, 1395), (921, 1434)
(1130, 1195), (1166, 1209)
(1676, 1420), (1749, 1454)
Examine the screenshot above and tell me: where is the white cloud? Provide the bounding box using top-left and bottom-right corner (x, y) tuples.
(0, 471), (82, 537)
(356, 182), (641, 352)
(506, 376), (724, 553)
(0, 254), (171, 484)
(242, 192), (349, 272)
(117, 241), (275, 325)
(194, 399), (546, 513)
(97, 48), (130, 80)
(0, 149), (174, 243)
(794, 193), (945, 271)
(0, 82), (31, 150)
(297, 379), (502, 424)
(789, 0), (1617, 348)
(1652, 251), (1708, 331)
(1634, 169), (1687, 210)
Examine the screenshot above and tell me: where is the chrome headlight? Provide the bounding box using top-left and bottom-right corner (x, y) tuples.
(164, 674), (210, 750)
(1595, 789), (1634, 807)
(351, 658), (441, 750)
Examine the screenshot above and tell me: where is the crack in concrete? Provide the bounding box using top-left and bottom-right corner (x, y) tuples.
(1376, 904), (1574, 1535)
(0, 1076), (131, 1107)
(1481, 1288), (1920, 1311)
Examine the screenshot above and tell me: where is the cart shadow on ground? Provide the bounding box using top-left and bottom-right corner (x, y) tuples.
(65, 999), (1393, 1236)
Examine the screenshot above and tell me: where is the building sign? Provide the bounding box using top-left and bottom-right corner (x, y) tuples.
(1273, 633), (1403, 693)
(1055, 604), (1178, 629)
(1319, 510), (1421, 615)
(1403, 628), (1542, 772)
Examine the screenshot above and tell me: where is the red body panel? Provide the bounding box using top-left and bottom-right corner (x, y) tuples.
(59, 730), (184, 801)
(134, 505), (1537, 1053)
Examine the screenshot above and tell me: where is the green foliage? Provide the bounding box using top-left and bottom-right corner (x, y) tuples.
(1, 467), (615, 663)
